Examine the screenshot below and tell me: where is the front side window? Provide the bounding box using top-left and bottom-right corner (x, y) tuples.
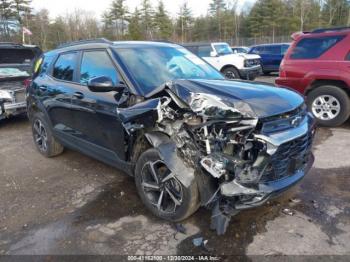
(291, 36), (345, 59)
(251, 46), (263, 54)
(115, 46), (224, 96)
(80, 51), (119, 85)
(53, 52), (77, 81)
(213, 44), (233, 55)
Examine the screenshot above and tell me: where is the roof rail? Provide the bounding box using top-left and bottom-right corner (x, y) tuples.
(311, 27), (350, 34)
(57, 38), (112, 49)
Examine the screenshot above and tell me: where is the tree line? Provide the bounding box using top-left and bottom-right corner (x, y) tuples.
(1, 0), (349, 50)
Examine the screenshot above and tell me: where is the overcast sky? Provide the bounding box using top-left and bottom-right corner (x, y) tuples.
(31, 0), (256, 19)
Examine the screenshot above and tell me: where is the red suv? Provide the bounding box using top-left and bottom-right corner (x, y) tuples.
(276, 27), (350, 126)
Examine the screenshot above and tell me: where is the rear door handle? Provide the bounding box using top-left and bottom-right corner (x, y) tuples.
(73, 92), (84, 99)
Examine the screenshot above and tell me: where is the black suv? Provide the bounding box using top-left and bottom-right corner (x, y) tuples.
(27, 39), (315, 234)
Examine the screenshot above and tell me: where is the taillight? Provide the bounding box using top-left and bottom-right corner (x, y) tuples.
(23, 78), (32, 89)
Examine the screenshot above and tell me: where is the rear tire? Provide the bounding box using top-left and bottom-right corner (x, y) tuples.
(135, 148), (199, 222)
(307, 85), (350, 127)
(31, 112), (64, 157)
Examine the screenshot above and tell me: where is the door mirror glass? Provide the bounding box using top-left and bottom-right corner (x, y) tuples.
(87, 76), (124, 92)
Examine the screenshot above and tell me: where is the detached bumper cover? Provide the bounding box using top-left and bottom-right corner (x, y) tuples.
(221, 153), (314, 210)
(0, 101), (26, 118)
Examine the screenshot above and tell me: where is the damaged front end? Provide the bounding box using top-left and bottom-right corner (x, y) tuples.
(121, 80), (316, 235)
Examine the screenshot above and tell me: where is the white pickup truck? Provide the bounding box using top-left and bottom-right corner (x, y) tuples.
(183, 42), (262, 80)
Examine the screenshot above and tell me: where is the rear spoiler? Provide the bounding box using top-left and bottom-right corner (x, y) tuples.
(291, 32), (307, 41)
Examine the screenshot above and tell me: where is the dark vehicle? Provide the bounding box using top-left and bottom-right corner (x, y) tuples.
(276, 27), (350, 127)
(27, 39), (315, 234)
(249, 43), (290, 75)
(0, 43), (41, 120)
(231, 46), (249, 54)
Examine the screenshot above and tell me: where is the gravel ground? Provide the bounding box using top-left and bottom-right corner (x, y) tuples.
(0, 75), (349, 259)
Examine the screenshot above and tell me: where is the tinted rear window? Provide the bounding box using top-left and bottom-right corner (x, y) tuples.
(0, 48), (35, 64)
(53, 52), (77, 82)
(291, 36), (345, 59)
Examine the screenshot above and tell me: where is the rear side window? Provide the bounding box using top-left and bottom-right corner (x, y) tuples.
(264, 45), (281, 55)
(53, 52), (77, 81)
(80, 51), (120, 85)
(281, 45), (290, 54)
(291, 36), (345, 59)
(197, 45), (212, 57)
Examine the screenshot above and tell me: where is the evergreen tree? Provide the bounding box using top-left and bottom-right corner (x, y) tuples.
(140, 0), (154, 39)
(0, 0), (15, 38)
(208, 0), (226, 39)
(109, 0), (129, 39)
(154, 0), (173, 40)
(10, 0), (31, 24)
(177, 2), (193, 42)
(128, 7), (142, 40)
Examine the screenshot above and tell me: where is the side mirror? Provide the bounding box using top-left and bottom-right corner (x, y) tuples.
(210, 51), (218, 57)
(87, 76), (125, 92)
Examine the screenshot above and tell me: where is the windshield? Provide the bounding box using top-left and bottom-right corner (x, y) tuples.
(213, 44), (233, 56)
(115, 46), (224, 95)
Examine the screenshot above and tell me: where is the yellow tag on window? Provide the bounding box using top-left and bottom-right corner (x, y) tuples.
(34, 58), (43, 73)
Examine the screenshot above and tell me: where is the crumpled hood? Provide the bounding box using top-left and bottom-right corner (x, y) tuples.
(168, 79), (304, 118)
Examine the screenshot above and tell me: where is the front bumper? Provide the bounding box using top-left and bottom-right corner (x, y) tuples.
(239, 65), (262, 80)
(220, 113), (316, 210)
(0, 101), (27, 119)
(220, 153), (314, 210)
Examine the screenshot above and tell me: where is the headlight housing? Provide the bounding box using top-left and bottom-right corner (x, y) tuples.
(0, 90), (13, 102)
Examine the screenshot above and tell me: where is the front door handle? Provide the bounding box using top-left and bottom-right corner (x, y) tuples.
(39, 85), (47, 91)
(73, 92), (84, 99)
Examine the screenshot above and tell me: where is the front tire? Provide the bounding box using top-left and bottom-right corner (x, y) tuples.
(31, 112), (64, 157)
(135, 148), (199, 222)
(222, 67), (240, 80)
(307, 85), (350, 127)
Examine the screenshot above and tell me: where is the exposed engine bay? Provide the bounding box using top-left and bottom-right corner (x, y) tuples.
(119, 79), (316, 235)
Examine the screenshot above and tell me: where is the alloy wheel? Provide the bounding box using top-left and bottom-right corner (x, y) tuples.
(33, 119), (48, 152)
(140, 160), (183, 214)
(312, 95), (341, 120)
(224, 70), (237, 79)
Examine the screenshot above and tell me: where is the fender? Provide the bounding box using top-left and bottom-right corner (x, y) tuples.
(144, 131), (195, 188)
(303, 69), (343, 92)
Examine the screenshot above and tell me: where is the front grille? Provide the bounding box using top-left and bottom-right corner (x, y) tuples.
(258, 104), (308, 133)
(244, 59), (260, 67)
(260, 131), (313, 183)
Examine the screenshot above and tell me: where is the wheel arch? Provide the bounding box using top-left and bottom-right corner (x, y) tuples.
(220, 64), (240, 74)
(306, 79), (350, 98)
